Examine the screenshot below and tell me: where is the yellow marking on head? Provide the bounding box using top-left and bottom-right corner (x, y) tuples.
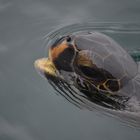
(102, 81), (110, 91)
(50, 40), (69, 61)
(103, 79), (121, 92)
(97, 84), (101, 91)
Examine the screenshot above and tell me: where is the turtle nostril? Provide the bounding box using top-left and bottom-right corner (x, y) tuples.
(66, 36), (72, 42)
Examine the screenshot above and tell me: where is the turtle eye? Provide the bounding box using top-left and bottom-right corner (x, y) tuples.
(66, 36), (72, 42)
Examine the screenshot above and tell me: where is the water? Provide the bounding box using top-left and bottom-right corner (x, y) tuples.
(0, 0), (140, 140)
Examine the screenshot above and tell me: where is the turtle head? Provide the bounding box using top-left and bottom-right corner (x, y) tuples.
(34, 58), (59, 79)
(49, 35), (77, 72)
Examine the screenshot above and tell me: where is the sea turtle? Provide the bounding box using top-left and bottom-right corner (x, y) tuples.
(34, 32), (140, 110)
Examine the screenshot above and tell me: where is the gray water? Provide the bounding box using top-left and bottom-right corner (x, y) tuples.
(0, 0), (140, 140)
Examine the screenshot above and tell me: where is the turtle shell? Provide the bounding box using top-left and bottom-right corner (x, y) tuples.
(67, 32), (138, 93)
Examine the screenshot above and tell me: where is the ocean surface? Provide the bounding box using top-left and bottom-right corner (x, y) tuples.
(0, 0), (140, 140)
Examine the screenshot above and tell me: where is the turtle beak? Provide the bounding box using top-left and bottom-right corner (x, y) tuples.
(34, 58), (58, 78)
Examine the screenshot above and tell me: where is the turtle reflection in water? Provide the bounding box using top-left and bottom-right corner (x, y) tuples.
(34, 32), (140, 111)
